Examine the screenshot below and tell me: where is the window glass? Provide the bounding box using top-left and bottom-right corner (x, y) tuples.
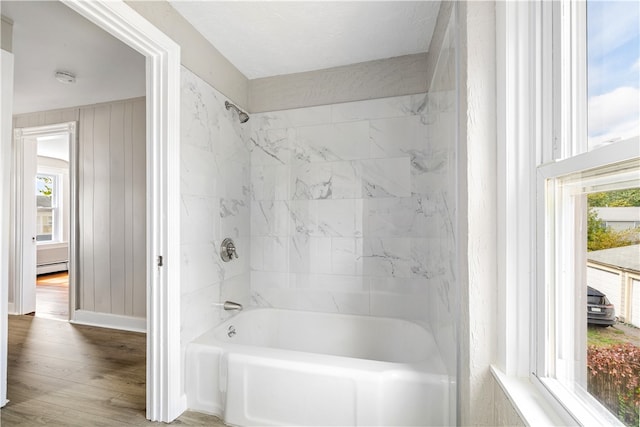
(587, 1), (640, 151)
(542, 156), (639, 425)
(36, 174), (57, 242)
(586, 187), (640, 426)
(585, 4), (640, 421)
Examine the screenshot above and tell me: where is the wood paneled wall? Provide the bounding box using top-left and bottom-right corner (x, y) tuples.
(78, 98), (146, 317)
(13, 97), (146, 321)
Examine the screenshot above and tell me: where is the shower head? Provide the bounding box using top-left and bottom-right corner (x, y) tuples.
(238, 111), (250, 124)
(225, 101), (250, 123)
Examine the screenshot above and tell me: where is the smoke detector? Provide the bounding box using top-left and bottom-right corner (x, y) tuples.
(55, 71), (76, 84)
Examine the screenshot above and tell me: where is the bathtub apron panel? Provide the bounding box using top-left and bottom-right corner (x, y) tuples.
(185, 308), (452, 426)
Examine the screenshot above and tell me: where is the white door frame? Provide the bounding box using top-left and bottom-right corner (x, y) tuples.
(12, 123), (76, 318)
(1, 1), (183, 421)
(0, 49), (15, 410)
(11, 130), (37, 316)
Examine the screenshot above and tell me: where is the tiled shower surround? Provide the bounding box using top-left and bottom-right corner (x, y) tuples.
(249, 94), (455, 326)
(180, 67), (252, 350)
(178, 62), (457, 388)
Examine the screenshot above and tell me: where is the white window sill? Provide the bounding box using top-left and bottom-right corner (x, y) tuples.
(491, 365), (624, 427)
(490, 366), (572, 426)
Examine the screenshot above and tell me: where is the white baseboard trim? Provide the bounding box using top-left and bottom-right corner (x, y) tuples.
(37, 263), (68, 275)
(71, 310), (146, 333)
(7, 302), (15, 315)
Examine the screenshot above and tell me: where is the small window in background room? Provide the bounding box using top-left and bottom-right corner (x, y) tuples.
(36, 173), (58, 242)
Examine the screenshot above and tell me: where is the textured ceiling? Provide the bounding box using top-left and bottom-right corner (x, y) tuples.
(169, 1), (441, 79)
(2, 1), (441, 114)
(2, 1), (145, 115)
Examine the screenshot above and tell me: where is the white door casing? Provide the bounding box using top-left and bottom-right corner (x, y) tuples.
(1, 1), (183, 421)
(12, 129), (37, 315)
(60, 1), (184, 421)
(0, 49), (15, 409)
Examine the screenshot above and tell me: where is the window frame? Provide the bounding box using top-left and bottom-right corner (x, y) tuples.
(495, 0), (640, 425)
(535, 143), (639, 426)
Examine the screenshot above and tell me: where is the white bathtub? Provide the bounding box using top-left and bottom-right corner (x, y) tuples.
(186, 308), (452, 426)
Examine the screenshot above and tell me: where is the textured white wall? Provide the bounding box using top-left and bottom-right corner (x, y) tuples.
(249, 54), (429, 113)
(493, 376), (527, 426)
(457, 1), (507, 425)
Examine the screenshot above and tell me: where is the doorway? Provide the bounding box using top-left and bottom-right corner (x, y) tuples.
(34, 137), (71, 320)
(12, 123), (75, 320)
(1, 1), (181, 420)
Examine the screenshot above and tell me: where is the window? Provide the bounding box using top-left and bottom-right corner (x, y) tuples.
(539, 157), (639, 424)
(534, 1), (640, 425)
(35, 173), (60, 243)
(494, 1), (640, 425)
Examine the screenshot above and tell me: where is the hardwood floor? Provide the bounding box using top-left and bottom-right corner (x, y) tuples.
(1, 315), (226, 426)
(35, 272), (69, 321)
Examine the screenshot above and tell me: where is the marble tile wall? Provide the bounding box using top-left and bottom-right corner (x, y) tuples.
(178, 54), (457, 395)
(180, 67), (251, 355)
(249, 93), (455, 325)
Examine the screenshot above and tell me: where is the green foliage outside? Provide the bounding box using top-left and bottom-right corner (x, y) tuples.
(587, 209), (639, 251)
(587, 189), (640, 252)
(36, 175), (53, 197)
(588, 189), (640, 207)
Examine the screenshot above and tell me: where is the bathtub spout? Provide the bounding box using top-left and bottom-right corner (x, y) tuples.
(223, 301), (243, 311)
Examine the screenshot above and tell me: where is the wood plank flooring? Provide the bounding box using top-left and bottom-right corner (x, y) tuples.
(35, 272), (69, 321)
(1, 315), (226, 426)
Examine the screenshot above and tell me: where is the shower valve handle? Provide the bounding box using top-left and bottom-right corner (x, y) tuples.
(228, 244), (238, 259)
(221, 238), (238, 262)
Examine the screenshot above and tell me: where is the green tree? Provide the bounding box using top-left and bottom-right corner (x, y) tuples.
(587, 208), (639, 251)
(36, 176), (52, 197)
(588, 189), (640, 207)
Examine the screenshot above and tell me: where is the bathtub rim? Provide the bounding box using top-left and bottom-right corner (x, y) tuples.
(190, 306), (449, 376)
